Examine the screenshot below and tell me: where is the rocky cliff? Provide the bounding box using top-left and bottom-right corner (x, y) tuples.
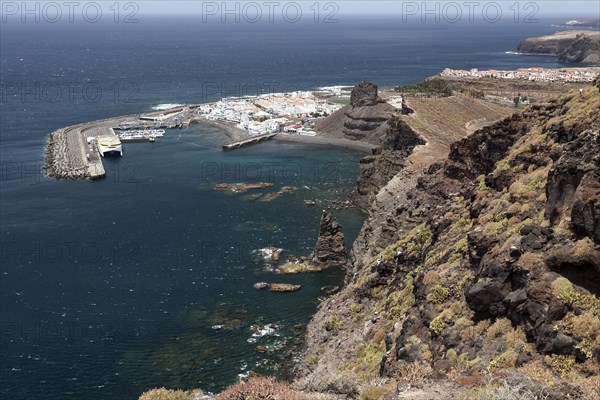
(316, 81), (426, 198)
(357, 115), (425, 197)
(296, 81), (600, 398)
(139, 80), (600, 400)
(517, 30), (600, 64)
(316, 81), (399, 145)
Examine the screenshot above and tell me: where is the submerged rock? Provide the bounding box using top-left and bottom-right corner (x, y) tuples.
(214, 182), (273, 193)
(255, 247), (282, 263)
(258, 186), (295, 202)
(253, 282), (270, 290)
(320, 286), (340, 295)
(278, 262), (324, 274)
(255, 345), (268, 353)
(270, 283), (301, 292)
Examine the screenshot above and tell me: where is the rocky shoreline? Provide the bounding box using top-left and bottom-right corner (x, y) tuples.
(44, 109), (378, 182)
(294, 78), (600, 399)
(45, 128), (89, 180)
(45, 123), (108, 180)
(517, 30), (600, 63)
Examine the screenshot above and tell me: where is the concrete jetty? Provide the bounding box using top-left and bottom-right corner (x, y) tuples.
(45, 123), (105, 180)
(221, 133), (278, 150)
(45, 108), (193, 180)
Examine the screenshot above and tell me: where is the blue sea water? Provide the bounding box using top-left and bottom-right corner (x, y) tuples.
(0, 14), (584, 400)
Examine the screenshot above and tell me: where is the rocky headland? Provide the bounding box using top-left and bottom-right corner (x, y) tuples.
(517, 30), (600, 63)
(316, 81), (401, 145)
(140, 78), (600, 399)
(317, 81), (426, 198)
(294, 77), (600, 399)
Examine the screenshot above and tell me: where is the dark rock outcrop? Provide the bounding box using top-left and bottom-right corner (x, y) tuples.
(310, 211), (348, 268)
(316, 81), (425, 198)
(301, 81), (600, 397)
(445, 112), (533, 181)
(316, 81), (398, 145)
(559, 33), (600, 63)
(546, 129), (600, 242)
(517, 30), (600, 63)
(357, 116), (425, 196)
(350, 81), (384, 107)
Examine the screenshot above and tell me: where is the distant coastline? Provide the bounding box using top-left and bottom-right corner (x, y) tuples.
(516, 30), (600, 64)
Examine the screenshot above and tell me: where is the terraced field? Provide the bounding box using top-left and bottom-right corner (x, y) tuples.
(400, 93), (513, 171)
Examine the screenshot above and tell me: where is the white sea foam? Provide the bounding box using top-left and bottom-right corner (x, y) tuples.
(152, 103), (184, 111)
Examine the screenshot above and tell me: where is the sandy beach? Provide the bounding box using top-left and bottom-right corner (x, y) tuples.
(273, 133), (376, 153)
(197, 116), (377, 153)
(196, 117), (249, 141)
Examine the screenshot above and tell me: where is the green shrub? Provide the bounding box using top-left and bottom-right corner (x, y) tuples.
(395, 78), (453, 96)
(429, 316), (446, 336)
(552, 277), (578, 305)
(325, 316), (344, 332)
(429, 284), (450, 304)
(361, 385), (390, 400)
(545, 354), (576, 377)
(349, 303), (364, 321)
(139, 388), (203, 400)
(306, 355), (320, 365)
(486, 318), (512, 345)
(355, 339), (386, 377)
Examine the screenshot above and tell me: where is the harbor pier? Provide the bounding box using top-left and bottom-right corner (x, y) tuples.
(222, 133), (278, 150)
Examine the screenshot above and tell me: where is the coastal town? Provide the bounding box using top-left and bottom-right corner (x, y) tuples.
(43, 66), (596, 181)
(441, 67), (599, 83)
(196, 87), (348, 136)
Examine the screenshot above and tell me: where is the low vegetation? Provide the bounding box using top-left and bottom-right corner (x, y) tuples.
(394, 78), (453, 96)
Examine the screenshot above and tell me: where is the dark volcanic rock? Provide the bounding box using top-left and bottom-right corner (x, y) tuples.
(357, 151), (406, 196)
(381, 115), (426, 152)
(546, 129), (600, 242)
(444, 113), (531, 180)
(316, 81), (397, 145)
(466, 278), (511, 316)
(310, 211), (348, 268)
(350, 81), (383, 107)
(559, 33), (600, 63)
(357, 115), (425, 196)
(300, 81), (600, 395)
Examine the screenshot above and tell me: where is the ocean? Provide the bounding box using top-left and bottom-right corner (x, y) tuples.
(0, 14), (582, 399)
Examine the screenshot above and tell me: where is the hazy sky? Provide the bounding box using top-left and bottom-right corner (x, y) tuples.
(135, 1), (600, 17)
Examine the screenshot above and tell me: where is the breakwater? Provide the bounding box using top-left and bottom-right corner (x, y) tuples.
(44, 109), (197, 180)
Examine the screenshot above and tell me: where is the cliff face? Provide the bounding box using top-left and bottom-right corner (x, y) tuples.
(297, 83), (600, 398)
(559, 34), (600, 63)
(357, 115), (425, 196)
(517, 30), (600, 63)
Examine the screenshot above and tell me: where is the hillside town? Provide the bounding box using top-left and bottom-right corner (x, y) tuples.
(196, 88), (349, 136)
(441, 67), (599, 83)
